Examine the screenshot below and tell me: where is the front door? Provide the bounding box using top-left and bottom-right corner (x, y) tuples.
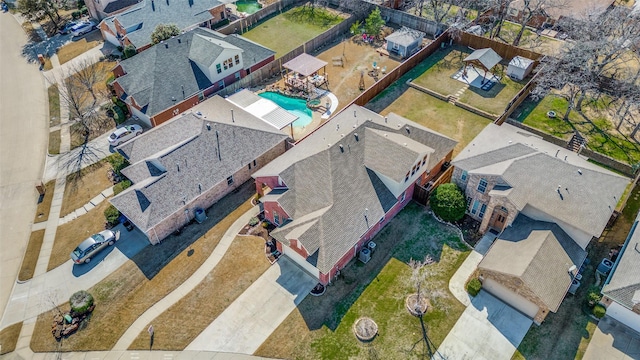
(490, 206), (508, 231)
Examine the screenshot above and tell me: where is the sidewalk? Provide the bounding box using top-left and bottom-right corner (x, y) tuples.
(448, 233), (496, 307)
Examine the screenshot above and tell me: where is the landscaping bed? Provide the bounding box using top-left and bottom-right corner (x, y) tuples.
(254, 202), (470, 359)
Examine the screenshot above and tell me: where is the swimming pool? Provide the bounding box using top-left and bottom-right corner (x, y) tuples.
(259, 92), (313, 128)
(235, 0), (262, 14)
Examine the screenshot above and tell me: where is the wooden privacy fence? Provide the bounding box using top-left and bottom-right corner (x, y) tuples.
(458, 32), (543, 61)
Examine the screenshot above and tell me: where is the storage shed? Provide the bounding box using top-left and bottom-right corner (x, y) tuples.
(507, 56), (535, 80)
(385, 27), (425, 59)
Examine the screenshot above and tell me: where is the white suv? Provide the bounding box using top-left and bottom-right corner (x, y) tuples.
(70, 19), (98, 37)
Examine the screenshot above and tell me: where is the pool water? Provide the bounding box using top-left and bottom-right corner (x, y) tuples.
(235, 0), (262, 14)
(259, 92), (313, 128)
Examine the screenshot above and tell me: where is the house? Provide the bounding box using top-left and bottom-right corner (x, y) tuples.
(452, 123), (628, 249)
(601, 211), (640, 333)
(85, 0), (141, 21)
(506, 56), (534, 81)
(478, 215), (587, 324)
(111, 27), (275, 127)
(453, 123), (628, 322)
(385, 27), (425, 59)
(109, 95), (289, 244)
(507, 0), (615, 27)
(253, 105), (457, 284)
(99, 0), (227, 51)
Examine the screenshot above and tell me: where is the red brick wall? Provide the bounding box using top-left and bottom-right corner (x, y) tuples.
(112, 81), (126, 97)
(151, 94), (201, 127)
(249, 55), (275, 73)
(112, 65), (126, 78)
(114, 18), (126, 36)
(208, 5), (226, 22)
(254, 176), (283, 195)
(263, 200), (290, 225)
(288, 239), (309, 258)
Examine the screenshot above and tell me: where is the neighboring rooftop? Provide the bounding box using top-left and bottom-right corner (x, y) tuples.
(480, 215), (587, 311)
(385, 26), (425, 46)
(453, 123), (629, 239)
(115, 27), (275, 118)
(254, 105), (457, 274)
(111, 95), (288, 232)
(226, 90), (298, 130)
(102, 0), (223, 48)
(603, 212), (640, 310)
(103, 0), (142, 14)
(510, 0), (615, 21)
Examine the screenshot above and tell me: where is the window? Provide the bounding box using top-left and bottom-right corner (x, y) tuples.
(253, 159), (256, 166)
(461, 170), (468, 181)
(216, 64), (222, 74)
(274, 211), (280, 226)
(477, 178), (488, 193)
(227, 175), (234, 185)
(248, 163), (252, 170)
(392, 43), (399, 50)
(223, 57), (233, 69)
(466, 196), (472, 209)
(401, 191), (406, 203)
(379, 216), (385, 224)
(234, 55), (240, 65)
(198, 91), (204, 101)
(218, 80), (225, 88)
(471, 200), (480, 215)
(479, 203), (487, 218)
(405, 172), (410, 182)
(234, 71), (241, 80)
(422, 155), (427, 167)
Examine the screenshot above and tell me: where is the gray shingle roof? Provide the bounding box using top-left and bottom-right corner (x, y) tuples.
(453, 123), (629, 239)
(103, 0), (142, 14)
(256, 105), (457, 274)
(603, 212), (640, 310)
(110, 95), (288, 233)
(385, 26), (425, 47)
(114, 27), (275, 118)
(464, 48), (503, 71)
(480, 215), (587, 311)
(104, 0), (221, 48)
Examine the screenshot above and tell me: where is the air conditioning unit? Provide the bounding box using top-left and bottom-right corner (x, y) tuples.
(367, 241), (377, 254)
(359, 248), (371, 264)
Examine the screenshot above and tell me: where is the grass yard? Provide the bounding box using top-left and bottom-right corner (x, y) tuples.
(57, 31), (103, 65)
(128, 235), (271, 350)
(31, 185), (254, 351)
(457, 76), (527, 115)
(255, 202), (470, 359)
(34, 180), (56, 223)
(0, 322), (22, 355)
(515, 94), (640, 164)
(18, 230), (45, 281)
(378, 88), (491, 156)
(48, 84), (60, 127)
(48, 130), (61, 155)
(242, 6), (345, 58)
(61, 160), (113, 218)
(491, 21), (563, 55)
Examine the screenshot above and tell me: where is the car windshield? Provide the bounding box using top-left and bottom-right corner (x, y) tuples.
(109, 133), (117, 139)
(91, 234), (104, 242)
(73, 248), (83, 257)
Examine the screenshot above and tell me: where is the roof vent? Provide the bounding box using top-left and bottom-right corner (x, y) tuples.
(195, 111), (203, 118)
(339, 144), (344, 153)
(406, 127), (411, 134)
(578, 169), (582, 175)
(340, 133), (344, 137)
(327, 143), (331, 147)
(354, 133), (359, 141)
(230, 109), (235, 122)
(164, 43), (168, 49)
(384, 116), (388, 123)
(206, 123), (211, 131)
(198, 183), (202, 193)
(354, 110), (357, 117)
(404, 143), (407, 146)
(177, 163), (180, 172)
(178, 38), (181, 44)
(336, 124), (340, 131)
(171, 96), (176, 101)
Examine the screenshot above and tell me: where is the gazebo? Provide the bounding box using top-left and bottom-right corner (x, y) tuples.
(282, 53), (328, 96)
(463, 48), (503, 85)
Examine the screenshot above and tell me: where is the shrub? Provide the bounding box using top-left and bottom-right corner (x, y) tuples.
(586, 285), (602, 307)
(249, 217), (260, 226)
(123, 45), (137, 59)
(106, 153), (129, 175)
(104, 205), (120, 225)
(467, 278), (482, 297)
(69, 290), (94, 316)
(429, 183), (466, 222)
(80, 6), (88, 15)
(113, 179), (132, 195)
(150, 24), (181, 45)
(71, 10), (81, 19)
(593, 304), (606, 318)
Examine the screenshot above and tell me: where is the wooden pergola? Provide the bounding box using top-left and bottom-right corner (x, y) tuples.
(282, 53), (328, 96)
(463, 48), (503, 85)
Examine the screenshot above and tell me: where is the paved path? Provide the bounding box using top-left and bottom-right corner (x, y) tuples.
(186, 256), (316, 353)
(0, 9), (49, 321)
(434, 291), (533, 360)
(583, 315), (640, 360)
(59, 186), (114, 225)
(113, 206), (261, 350)
(448, 233), (495, 307)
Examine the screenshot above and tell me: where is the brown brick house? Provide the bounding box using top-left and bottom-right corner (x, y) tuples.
(109, 95), (289, 244)
(253, 105), (457, 284)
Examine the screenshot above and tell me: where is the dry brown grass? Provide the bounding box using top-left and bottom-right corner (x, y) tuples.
(0, 322), (22, 355)
(34, 180), (56, 223)
(57, 31), (103, 64)
(48, 129), (61, 155)
(19, 230), (45, 282)
(48, 85), (61, 127)
(48, 201), (112, 271)
(128, 235), (270, 350)
(31, 193), (254, 351)
(61, 161), (113, 217)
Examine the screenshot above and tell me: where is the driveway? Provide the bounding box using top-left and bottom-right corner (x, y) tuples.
(186, 256), (317, 354)
(0, 223), (149, 328)
(583, 315), (640, 360)
(434, 291), (533, 360)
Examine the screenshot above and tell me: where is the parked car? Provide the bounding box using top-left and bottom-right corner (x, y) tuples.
(2, 2), (9, 12)
(58, 21), (77, 35)
(108, 124), (143, 146)
(70, 19), (98, 37)
(70, 230), (116, 264)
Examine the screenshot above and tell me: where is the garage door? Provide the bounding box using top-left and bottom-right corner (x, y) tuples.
(483, 278), (539, 319)
(282, 245), (320, 279)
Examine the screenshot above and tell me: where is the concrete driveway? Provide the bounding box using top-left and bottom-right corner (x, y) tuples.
(0, 223), (149, 328)
(186, 256), (317, 354)
(434, 291), (533, 360)
(583, 316), (640, 360)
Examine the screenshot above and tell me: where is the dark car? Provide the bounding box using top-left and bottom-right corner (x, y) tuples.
(59, 21), (77, 35)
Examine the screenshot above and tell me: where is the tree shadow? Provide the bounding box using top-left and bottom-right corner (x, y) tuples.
(127, 180), (254, 279)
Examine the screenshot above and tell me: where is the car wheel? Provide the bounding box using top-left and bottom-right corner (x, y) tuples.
(85, 257), (91, 264)
(108, 240), (114, 246)
(135, 132), (141, 136)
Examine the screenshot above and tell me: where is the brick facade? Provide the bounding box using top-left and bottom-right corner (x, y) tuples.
(479, 268), (549, 324)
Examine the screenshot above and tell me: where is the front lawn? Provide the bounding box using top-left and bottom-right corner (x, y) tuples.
(255, 202), (470, 359)
(57, 31), (103, 65)
(515, 94), (640, 164)
(61, 160), (114, 218)
(241, 6), (345, 58)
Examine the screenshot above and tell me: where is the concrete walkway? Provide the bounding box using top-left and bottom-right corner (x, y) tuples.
(186, 256), (317, 353)
(448, 233), (496, 307)
(59, 186), (114, 225)
(583, 316), (640, 360)
(113, 206), (261, 350)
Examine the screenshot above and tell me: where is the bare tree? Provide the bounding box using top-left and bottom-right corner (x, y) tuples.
(405, 256), (439, 358)
(479, 0), (513, 39)
(511, 0), (565, 46)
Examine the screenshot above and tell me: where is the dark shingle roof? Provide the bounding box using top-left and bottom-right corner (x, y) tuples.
(480, 215), (587, 311)
(103, 0), (142, 14)
(603, 212), (640, 310)
(110, 96), (288, 233)
(255, 105), (457, 274)
(114, 28), (275, 118)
